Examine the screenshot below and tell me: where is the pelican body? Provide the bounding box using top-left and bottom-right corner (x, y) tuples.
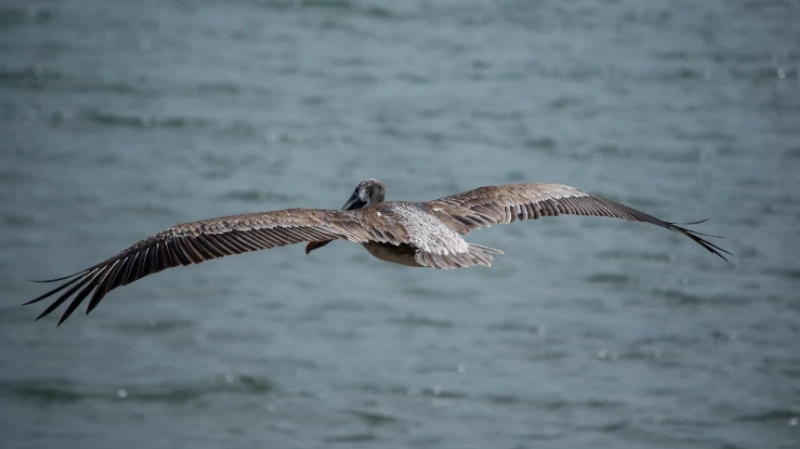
(24, 178), (729, 325)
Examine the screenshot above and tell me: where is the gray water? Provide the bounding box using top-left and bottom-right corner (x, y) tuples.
(1, 0), (799, 448)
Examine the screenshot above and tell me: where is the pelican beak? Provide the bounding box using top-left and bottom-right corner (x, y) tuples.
(342, 192), (365, 211)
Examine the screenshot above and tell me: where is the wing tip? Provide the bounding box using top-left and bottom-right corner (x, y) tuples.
(25, 265), (99, 284)
(57, 314), (70, 327)
(670, 221), (732, 262)
(674, 218), (710, 226)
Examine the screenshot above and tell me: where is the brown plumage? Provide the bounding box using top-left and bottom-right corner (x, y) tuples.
(24, 178), (729, 325)
(424, 183), (728, 258)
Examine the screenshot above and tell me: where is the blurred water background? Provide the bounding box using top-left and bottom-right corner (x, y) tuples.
(1, 0), (799, 448)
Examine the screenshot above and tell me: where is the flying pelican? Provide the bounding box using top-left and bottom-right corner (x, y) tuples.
(24, 178), (729, 325)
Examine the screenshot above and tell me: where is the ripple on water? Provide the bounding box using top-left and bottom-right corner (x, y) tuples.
(217, 189), (296, 204)
(0, 67), (156, 96)
(486, 321), (546, 335)
(113, 318), (196, 335)
(652, 288), (705, 306)
(783, 147), (800, 159)
(652, 289), (752, 308)
(0, 5), (54, 27)
(389, 314), (454, 329)
(547, 96), (585, 111)
(354, 383), (467, 401)
(2, 375), (274, 405)
(522, 136), (559, 154)
(584, 272), (634, 286)
(346, 409), (397, 426)
(324, 433), (377, 443)
(734, 409), (800, 423)
(185, 81), (273, 98)
(761, 267), (800, 281)
(0, 66), (67, 87)
(0, 212), (38, 229)
(81, 108), (215, 130)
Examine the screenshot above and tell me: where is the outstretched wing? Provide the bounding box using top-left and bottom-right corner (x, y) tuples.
(425, 183), (730, 261)
(23, 208), (408, 325)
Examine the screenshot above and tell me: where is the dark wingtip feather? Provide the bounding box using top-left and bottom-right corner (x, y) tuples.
(22, 274), (88, 306)
(26, 258), (115, 284)
(57, 311), (72, 326)
(673, 218), (710, 226)
(666, 220), (725, 239)
(593, 195), (731, 262)
(85, 262), (123, 316)
(25, 270), (88, 284)
(30, 272), (98, 322)
(57, 273), (102, 326)
(671, 224), (732, 262)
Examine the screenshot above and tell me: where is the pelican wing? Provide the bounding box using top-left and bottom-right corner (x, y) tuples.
(24, 208), (408, 325)
(425, 183), (730, 261)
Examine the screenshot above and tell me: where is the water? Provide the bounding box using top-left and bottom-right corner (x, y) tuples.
(1, 0), (799, 448)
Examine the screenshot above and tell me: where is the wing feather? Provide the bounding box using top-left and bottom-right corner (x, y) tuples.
(23, 208), (399, 324)
(426, 183), (730, 261)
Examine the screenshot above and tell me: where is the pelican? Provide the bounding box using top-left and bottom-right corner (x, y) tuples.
(24, 178), (729, 325)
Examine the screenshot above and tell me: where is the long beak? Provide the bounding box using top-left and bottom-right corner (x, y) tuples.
(342, 192), (366, 211)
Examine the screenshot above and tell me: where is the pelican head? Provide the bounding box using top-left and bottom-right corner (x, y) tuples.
(305, 179), (386, 254)
(341, 178), (386, 210)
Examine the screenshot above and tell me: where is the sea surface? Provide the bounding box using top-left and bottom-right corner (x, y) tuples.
(1, 1), (799, 448)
